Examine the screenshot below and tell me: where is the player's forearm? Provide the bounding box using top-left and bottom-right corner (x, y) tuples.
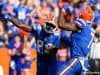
(10, 18), (32, 32)
(59, 22), (77, 31)
(58, 11), (67, 30)
(58, 10), (77, 31)
(58, 8), (70, 30)
(20, 24), (32, 32)
(58, 11), (70, 30)
(10, 18), (20, 26)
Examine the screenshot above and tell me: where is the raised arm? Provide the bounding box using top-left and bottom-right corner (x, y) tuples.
(58, 7), (79, 31)
(10, 18), (32, 32)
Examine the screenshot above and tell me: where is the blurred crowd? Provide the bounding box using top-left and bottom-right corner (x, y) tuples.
(0, 0), (100, 75)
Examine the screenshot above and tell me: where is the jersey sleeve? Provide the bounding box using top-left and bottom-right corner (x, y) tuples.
(74, 18), (87, 29)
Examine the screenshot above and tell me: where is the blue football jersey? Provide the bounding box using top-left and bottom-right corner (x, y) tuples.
(8, 26), (19, 49)
(14, 5), (30, 24)
(71, 19), (94, 57)
(31, 24), (61, 53)
(44, 32), (61, 48)
(1, 3), (14, 18)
